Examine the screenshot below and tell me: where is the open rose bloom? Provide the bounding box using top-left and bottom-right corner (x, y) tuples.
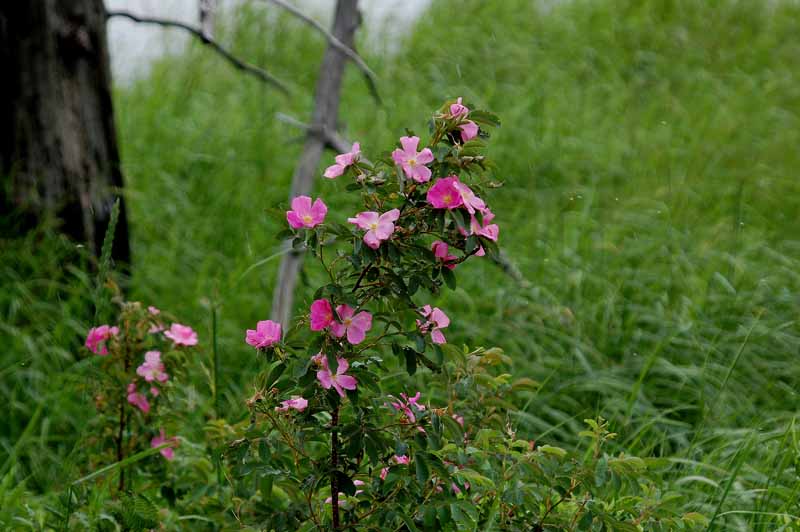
(323, 142), (360, 178)
(136, 350), (169, 383)
(329, 304), (372, 344)
(246, 319), (282, 348)
(391, 136), (434, 183)
(316, 355), (358, 397)
(164, 323), (198, 346)
(348, 209), (400, 249)
(85, 325), (119, 355)
(286, 195), (327, 229)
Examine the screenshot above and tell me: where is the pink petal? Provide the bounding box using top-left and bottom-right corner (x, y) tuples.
(286, 211), (304, 229)
(459, 120), (479, 141)
(399, 135), (419, 154)
(346, 324), (366, 345)
(323, 164), (344, 178)
(410, 165), (432, 183)
(374, 220), (396, 240)
(391, 148), (408, 166)
(335, 304), (354, 321)
(290, 195), (312, 215)
(430, 308), (450, 328)
(336, 374), (358, 391)
(350, 311), (372, 333)
(310, 199), (328, 223)
(431, 329), (446, 345)
(329, 321), (346, 338)
(379, 208), (400, 224)
(416, 148), (434, 165)
(317, 369), (333, 389)
(362, 231), (381, 249)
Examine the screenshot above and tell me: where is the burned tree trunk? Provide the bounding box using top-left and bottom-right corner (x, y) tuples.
(0, 0), (129, 263)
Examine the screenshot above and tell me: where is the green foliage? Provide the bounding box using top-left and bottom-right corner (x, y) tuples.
(2, 0), (800, 530)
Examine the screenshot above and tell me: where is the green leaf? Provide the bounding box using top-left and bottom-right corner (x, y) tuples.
(595, 455), (608, 487)
(468, 110), (501, 128)
(442, 267), (456, 290)
(451, 209), (468, 231)
(405, 348), (417, 376)
(415, 453), (430, 486)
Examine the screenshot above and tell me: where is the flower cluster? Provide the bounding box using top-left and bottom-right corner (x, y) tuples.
(84, 304), (197, 463)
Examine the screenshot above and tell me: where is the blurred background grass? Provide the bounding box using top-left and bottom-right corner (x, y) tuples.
(3, 0), (800, 528)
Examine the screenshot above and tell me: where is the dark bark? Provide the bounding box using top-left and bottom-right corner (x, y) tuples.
(0, 0), (129, 263)
(271, 0), (361, 326)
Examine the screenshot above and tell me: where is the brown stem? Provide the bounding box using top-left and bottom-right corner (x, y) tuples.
(117, 329), (130, 492)
(331, 404), (340, 530)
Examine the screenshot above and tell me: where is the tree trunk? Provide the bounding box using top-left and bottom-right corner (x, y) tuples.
(271, 0), (360, 327)
(0, 0), (129, 263)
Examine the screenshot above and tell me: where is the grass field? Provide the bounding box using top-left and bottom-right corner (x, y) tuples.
(2, 0), (800, 529)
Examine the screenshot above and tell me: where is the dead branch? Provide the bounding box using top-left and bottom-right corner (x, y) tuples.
(260, 0), (379, 103)
(271, 0), (362, 327)
(106, 9), (289, 94)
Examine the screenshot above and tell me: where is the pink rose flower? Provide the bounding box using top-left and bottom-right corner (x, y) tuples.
(151, 428), (178, 460)
(391, 136), (434, 183)
(309, 299), (334, 331)
(451, 179), (487, 215)
(329, 304), (372, 344)
(426, 176), (464, 210)
(245, 319), (282, 349)
(150, 386), (160, 397)
(469, 209), (499, 241)
(452, 414), (465, 427)
(286, 195), (328, 229)
(316, 356), (358, 397)
(164, 323), (198, 346)
(348, 208), (400, 249)
(85, 325), (119, 355)
(127, 383), (150, 413)
(459, 120), (479, 141)
(448, 98), (479, 141)
(388, 392), (426, 423)
(417, 305), (450, 345)
(147, 305), (160, 315)
(449, 97), (469, 118)
(393, 455), (410, 465)
(431, 240), (458, 270)
(380, 467), (389, 481)
(323, 142), (360, 178)
(136, 350), (169, 383)
(276, 396), (308, 412)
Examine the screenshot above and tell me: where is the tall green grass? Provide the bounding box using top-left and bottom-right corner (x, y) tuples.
(2, 0), (799, 528)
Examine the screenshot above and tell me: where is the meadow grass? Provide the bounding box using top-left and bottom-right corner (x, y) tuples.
(2, 0), (799, 529)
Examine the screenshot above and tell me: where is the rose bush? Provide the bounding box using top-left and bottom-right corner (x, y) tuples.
(216, 99), (706, 531)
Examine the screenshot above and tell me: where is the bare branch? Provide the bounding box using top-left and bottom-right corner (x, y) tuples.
(106, 9), (289, 94)
(261, 0), (380, 103)
(271, 0), (362, 327)
(275, 112), (355, 155)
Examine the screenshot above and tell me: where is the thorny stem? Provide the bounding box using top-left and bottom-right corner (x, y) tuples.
(331, 404), (341, 530)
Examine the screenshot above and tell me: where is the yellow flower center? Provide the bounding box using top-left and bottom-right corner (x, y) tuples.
(408, 157), (417, 167)
(302, 214), (313, 224)
(369, 222), (379, 231)
(442, 193), (452, 204)
(343, 317), (353, 327)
